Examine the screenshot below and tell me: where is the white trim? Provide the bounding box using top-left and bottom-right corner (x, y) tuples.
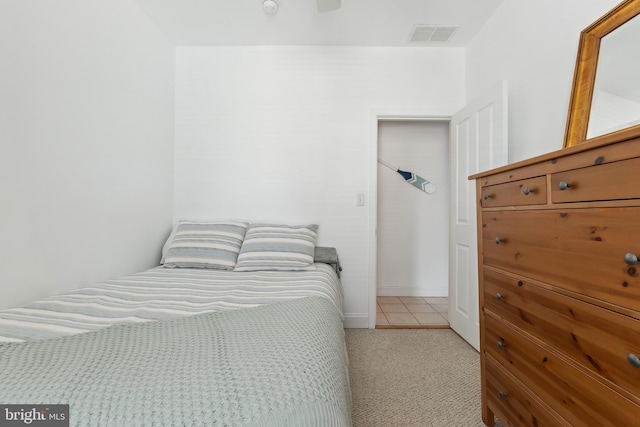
(377, 115), (451, 122)
(368, 109), (452, 329)
(368, 112), (379, 329)
(343, 313), (369, 329)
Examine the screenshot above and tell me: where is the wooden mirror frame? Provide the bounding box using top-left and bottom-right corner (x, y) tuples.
(564, 0), (640, 148)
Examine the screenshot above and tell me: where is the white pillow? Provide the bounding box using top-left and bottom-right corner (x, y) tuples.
(234, 223), (318, 271)
(160, 223), (178, 264)
(163, 220), (249, 270)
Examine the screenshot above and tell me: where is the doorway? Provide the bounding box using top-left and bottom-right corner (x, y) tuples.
(368, 82), (508, 348)
(375, 119), (450, 328)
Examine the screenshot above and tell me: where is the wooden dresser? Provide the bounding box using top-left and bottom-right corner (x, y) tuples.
(471, 136), (640, 426)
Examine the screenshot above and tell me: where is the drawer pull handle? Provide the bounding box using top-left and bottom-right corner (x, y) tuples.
(558, 181), (572, 191)
(497, 341), (506, 349)
(496, 293), (504, 301)
(498, 391), (508, 399)
(523, 187), (534, 195)
(483, 193), (492, 200)
(624, 253), (638, 266)
(495, 237), (503, 244)
(628, 353), (640, 368)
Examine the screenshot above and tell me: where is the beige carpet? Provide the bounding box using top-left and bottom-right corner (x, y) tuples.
(346, 329), (494, 427)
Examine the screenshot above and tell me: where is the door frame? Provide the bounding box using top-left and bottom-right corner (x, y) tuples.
(368, 110), (452, 329)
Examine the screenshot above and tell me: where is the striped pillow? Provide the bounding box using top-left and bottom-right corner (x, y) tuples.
(163, 221), (249, 270)
(234, 223), (319, 271)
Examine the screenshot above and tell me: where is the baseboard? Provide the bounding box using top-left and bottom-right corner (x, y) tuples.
(376, 324), (450, 329)
(343, 313), (369, 328)
(376, 286), (448, 297)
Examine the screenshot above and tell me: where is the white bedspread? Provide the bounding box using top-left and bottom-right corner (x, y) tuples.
(0, 263), (343, 342)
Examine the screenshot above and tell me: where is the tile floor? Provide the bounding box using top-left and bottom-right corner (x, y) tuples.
(376, 296), (449, 328)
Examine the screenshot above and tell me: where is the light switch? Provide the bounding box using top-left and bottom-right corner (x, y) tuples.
(357, 193), (365, 206)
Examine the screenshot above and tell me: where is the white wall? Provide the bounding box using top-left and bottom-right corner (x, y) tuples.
(0, 0), (623, 325)
(377, 120), (449, 297)
(174, 46), (465, 326)
(0, 0), (175, 309)
(466, 0), (621, 162)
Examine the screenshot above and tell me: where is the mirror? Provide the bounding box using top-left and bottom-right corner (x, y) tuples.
(588, 14), (640, 139)
(564, 0), (640, 148)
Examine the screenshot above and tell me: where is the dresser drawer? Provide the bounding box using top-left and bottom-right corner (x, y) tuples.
(551, 156), (640, 203)
(481, 176), (547, 207)
(485, 313), (640, 426)
(482, 207), (640, 311)
(485, 355), (568, 427)
(483, 268), (640, 400)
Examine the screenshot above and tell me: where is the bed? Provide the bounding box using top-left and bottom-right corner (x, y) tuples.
(0, 221), (352, 426)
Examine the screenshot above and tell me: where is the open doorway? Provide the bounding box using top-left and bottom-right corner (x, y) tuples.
(368, 82), (507, 349)
(375, 119), (450, 328)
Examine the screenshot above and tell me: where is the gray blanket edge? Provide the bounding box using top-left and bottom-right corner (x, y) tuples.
(0, 296), (352, 427)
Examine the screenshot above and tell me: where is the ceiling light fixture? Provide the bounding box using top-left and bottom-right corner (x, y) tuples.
(263, 0), (278, 15)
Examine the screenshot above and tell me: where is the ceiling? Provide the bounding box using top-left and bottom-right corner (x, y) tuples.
(131, 0), (504, 47)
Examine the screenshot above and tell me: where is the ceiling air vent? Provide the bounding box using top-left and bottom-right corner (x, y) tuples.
(409, 25), (459, 43)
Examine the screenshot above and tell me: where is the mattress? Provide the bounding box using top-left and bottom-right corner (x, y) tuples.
(0, 263), (343, 342)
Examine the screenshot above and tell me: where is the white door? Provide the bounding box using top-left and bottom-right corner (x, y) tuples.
(448, 81), (508, 350)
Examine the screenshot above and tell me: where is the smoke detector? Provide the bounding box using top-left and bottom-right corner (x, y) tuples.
(409, 25), (459, 43)
(263, 0), (278, 15)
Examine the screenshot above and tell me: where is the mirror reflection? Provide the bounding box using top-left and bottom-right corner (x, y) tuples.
(587, 14), (640, 139)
